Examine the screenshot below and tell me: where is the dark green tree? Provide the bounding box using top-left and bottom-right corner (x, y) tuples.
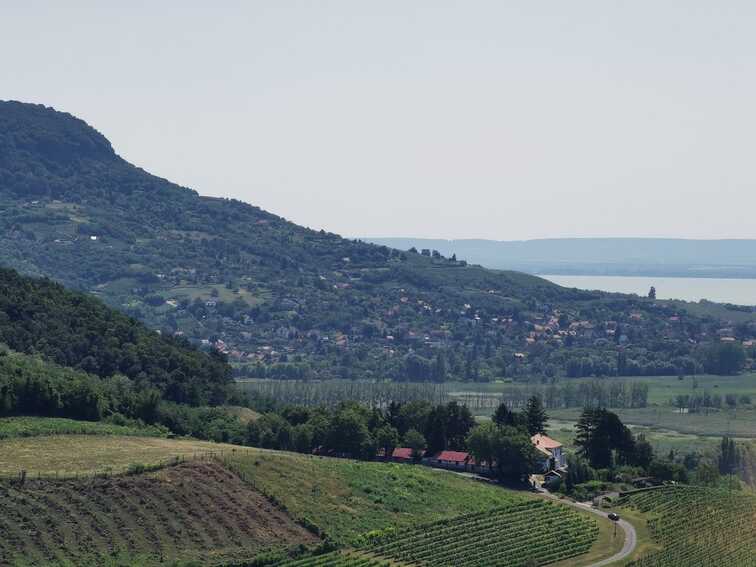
(525, 395), (548, 435)
(574, 408), (634, 469)
(375, 424), (400, 460)
(403, 428), (427, 461)
(492, 402), (515, 427)
(467, 423), (539, 480)
(718, 436), (740, 476)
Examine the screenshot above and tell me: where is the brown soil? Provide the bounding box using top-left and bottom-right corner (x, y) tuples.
(0, 461), (318, 566)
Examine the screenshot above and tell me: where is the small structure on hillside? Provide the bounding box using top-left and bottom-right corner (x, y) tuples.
(543, 469), (563, 484)
(424, 450), (473, 471)
(391, 447), (422, 463)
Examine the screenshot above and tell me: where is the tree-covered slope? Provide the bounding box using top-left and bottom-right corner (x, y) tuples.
(0, 267), (230, 405)
(1, 101), (753, 381)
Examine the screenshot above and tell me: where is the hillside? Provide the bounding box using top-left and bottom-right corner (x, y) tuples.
(223, 451), (601, 567)
(0, 460), (318, 566)
(621, 485), (756, 566)
(364, 237), (756, 280)
(1, 101), (754, 381)
(0, 267), (230, 406)
(0, 430), (609, 566)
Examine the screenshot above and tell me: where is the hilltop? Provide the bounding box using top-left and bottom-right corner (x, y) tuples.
(1, 101), (754, 381)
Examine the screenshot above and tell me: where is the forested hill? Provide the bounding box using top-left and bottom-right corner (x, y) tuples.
(1, 101), (754, 381)
(0, 267), (230, 405)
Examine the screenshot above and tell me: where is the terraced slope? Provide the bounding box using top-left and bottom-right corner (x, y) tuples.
(621, 486), (756, 567)
(0, 461), (318, 566)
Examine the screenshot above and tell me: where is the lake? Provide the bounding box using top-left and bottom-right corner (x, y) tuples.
(542, 274), (756, 305)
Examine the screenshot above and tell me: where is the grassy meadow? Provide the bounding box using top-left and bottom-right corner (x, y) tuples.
(223, 450), (540, 545)
(0, 435), (251, 476)
(447, 372), (756, 408)
(0, 416), (168, 440)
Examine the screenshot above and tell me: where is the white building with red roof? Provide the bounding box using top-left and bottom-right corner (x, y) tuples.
(531, 433), (566, 471)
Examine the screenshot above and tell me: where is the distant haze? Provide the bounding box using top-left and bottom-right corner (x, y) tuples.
(4, 2), (756, 239)
(363, 238), (756, 278)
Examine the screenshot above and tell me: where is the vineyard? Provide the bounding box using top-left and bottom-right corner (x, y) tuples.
(364, 500), (598, 567)
(275, 550), (408, 566)
(621, 486), (756, 567)
(221, 451), (540, 545)
(0, 461), (317, 565)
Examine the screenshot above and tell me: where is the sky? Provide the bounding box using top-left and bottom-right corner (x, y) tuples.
(3, 1), (755, 240)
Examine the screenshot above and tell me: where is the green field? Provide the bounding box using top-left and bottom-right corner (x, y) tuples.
(548, 406), (756, 439)
(163, 283), (266, 306)
(545, 418), (732, 457)
(451, 373), (756, 408)
(637, 373), (756, 405)
(223, 451), (540, 545)
(463, 373), (756, 454)
(0, 417), (167, 440)
(0, 435), (249, 476)
(621, 486), (756, 566)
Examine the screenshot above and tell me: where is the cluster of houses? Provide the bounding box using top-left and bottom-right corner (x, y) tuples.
(380, 433), (567, 480)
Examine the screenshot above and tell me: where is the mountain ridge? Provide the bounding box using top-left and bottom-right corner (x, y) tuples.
(1, 101), (753, 381)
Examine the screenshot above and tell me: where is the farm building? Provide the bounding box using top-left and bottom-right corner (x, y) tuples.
(391, 447), (423, 462)
(424, 450), (473, 471)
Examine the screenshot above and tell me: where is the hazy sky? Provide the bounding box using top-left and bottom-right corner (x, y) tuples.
(4, 2), (755, 239)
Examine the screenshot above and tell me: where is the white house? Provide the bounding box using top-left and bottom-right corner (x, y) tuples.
(531, 433), (566, 471)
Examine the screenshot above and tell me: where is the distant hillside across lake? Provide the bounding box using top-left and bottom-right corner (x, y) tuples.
(362, 238), (756, 279)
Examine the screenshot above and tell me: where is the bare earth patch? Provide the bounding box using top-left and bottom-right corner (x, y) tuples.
(0, 461), (318, 566)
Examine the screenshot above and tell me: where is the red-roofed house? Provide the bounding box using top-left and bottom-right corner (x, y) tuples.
(391, 447), (423, 462)
(424, 450), (473, 471)
(531, 433), (566, 471)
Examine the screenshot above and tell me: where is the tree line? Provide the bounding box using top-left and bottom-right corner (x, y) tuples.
(239, 377), (649, 413)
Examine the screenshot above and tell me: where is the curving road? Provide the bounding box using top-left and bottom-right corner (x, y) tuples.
(447, 471), (638, 566)
(570, 501), (637, 566)
(537, 490), (637, 566)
